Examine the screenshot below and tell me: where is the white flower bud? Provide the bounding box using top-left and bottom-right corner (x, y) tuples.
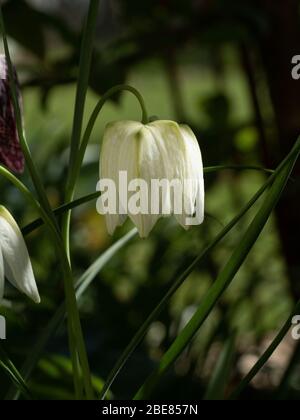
(99, 120), (205, 238)
(0, 206), (40, 303)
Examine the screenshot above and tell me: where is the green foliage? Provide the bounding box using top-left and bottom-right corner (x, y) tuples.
(0, 0), (300, 402)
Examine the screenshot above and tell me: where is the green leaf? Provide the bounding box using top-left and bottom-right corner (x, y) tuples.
(99, 140), (299, 400)
(68, 0), (100, 174)
(204, 165), (274, 175)
(21, 192), (101, 236)
(204, 332), (236, 400)
(34, 354), (112, 400)
(133, 137), (300, 400)
(0, 343), (33, 400)
(276, 341), (300, 400)
(5, 228), (137, 400)
(21, 165), (274, 236)
(99, 160), (290, 399)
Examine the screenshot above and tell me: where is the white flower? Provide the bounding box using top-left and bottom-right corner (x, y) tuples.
(0, 206), (40, 303)
(99, 120), (205, 238)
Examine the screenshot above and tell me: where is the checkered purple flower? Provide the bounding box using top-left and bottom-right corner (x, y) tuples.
(0, 55), (24, 173)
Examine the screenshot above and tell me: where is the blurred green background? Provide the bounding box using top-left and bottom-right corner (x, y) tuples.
(1, 0), (300, 400)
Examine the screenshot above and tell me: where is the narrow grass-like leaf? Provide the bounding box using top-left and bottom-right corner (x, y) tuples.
(63, 0), (100, 260)
(99, 139), (300, 400)
(68, 0), (100, 168)
(21, 192), (100, 236)
(2, 4), (100, 399)
(276, 341), (300, 400)
(133, 137), (300, 399)
(5, 228), (137, 400)
(229, 299), (300, 400)
(203, 332), (236, 400)
(0, 343), (33, 400)
(204, 165), (274, 175)
(75, 228), (137, 297)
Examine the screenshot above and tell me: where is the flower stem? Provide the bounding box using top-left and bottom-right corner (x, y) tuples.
(62, 84), (149, 259)
(62, 82), (148, 398)
(72, 84), (149, 190)
(63, 0), (100, 258)
(68, 0), (100, 178)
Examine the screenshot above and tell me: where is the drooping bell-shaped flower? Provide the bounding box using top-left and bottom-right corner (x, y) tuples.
(0, 206), (40, 303)
(0, 55), (25, 173)
(98, 120), (205, 238)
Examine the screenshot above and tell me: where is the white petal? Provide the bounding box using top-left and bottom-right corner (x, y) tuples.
(127, 126), (169, 237)
(147, 121), (185, 214)
(148, 121), (204, 228)
(100, 121), (142, 235)
(176, 124), (205, 228)
(100, 121), (163, 238)
(0, 207), (40, 303)
(100, 120), (205, 237)
(148, 120), (187, 181)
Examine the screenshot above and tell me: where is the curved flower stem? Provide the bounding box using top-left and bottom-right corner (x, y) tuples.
(0, 8), (93, 399)
(68, 0), (100, 172)
(78, 84), (149, 174)
(62, 84), (149, 256)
